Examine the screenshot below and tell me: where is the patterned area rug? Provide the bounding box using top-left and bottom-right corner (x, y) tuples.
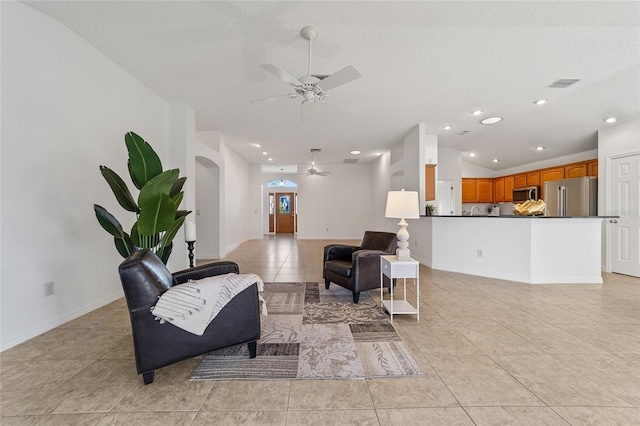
(191, 282), (425, 380)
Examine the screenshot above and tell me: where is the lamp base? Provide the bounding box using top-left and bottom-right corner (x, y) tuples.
(186, 241), (195, 268)
(395, 248), (412, 261)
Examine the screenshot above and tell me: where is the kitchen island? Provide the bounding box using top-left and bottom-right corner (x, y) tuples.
(410, 216), (607, 284)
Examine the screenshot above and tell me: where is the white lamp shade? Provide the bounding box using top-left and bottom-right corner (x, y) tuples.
(385, 190), (420, 219)
(185, 221), (197, 242)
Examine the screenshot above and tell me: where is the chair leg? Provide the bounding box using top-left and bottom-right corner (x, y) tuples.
(248, 341), (257, 358)
(324, 279), (330, 290)
(353, 291), (360, 304)
(142, 371), (155, 385)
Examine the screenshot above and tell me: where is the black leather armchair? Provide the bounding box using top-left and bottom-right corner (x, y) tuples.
(118, 249), (261, 384)
(323, 231), (397, 303)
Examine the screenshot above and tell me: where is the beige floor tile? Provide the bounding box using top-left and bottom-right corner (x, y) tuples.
(427, 355), (543, 406)
(200, 381), (291, 411)
(493, 354), (632, 406)
(366, 377), (459, 409)
(452, 322), (543, 354)
(552, 406), (640, 425)
(555, 323), (640, 353)
(273, 274), (306, 283)
(376, 407), (474, 425)
(402, 323), (482, 355)
(286, 409), (378, 426)
(21, 359), (138, 415)
(192, 410), (287, 425)
(553, 354), (640, 406)
(96, 411), (197, 425)
(498, 322), (609, 355)
(0, 413), (105, 425)
(464, 406), (568, 426)
(288, 380), (373, 410)
(112, 358), (214, 412)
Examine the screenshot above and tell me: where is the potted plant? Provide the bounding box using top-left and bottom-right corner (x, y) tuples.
(426, 204), (437, 216)
(93, 132), (191, 264)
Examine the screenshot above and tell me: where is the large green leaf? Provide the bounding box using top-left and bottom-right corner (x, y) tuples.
(94, 204), (124, 238)
(114, 233), (135, 258)
(169, 177), (187, 198)
(99, 166), (139, 213)
(159, 217), (185, 250)
(125, 131), (163, 189)
(171, 192), (184, 211)
(158, 242), (172, 264)
(176, 210), (192, 219)
(137, 193), (177, 235)
(138, 169), (179, 207)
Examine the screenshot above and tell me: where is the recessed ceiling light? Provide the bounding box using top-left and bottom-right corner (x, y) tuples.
(480, 116), (503, 125)
(492, 158), (500, 163)
(603, 117), (618, 124)
(472, 110), (483, 116)
(534, 99), (547, 105)
(443, 125), (452, 130)
(375, 152), (382, 156)
(268, 158), (273, 161)
(253, 143), (261, 148)
(262, 151), (267, 155)
(535, 146), (545, 151)
(469, 152), (477, 157)
(350, 150), (362, 155)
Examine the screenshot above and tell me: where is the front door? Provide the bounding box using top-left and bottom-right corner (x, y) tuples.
(276, 192), (295, 234)
(610, 154), (640, 277)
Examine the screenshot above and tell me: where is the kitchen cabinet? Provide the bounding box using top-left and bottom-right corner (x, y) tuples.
(504, 176), (515, 202)
(425, 165), (436, 201)
(462, 179), (476, 203)
(494, 177), (505, 203)
(588, 160), (598, 176)
(565, 163), (587, 178)
(476, 179), (493, 203)
(527, 171), (540, 186)
(515, 174), (527, 188)
(540, 167), (565, 200)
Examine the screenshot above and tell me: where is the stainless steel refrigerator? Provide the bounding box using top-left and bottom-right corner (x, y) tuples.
(544, 177), (597, 216)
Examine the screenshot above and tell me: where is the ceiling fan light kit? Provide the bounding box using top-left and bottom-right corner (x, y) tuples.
(297, 149), (331, 177)
(250, 26), (361, 122)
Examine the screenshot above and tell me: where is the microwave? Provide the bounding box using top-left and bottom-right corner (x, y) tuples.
(513, 186), (539, 203)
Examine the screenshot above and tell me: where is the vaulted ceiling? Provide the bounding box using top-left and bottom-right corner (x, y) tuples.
(23, 1), (640, 171)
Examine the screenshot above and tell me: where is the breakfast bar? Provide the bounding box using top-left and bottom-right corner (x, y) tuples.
(410, 216), (607, 284)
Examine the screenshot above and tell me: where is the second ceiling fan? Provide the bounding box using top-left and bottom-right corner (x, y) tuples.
(250, 26), (361, 122)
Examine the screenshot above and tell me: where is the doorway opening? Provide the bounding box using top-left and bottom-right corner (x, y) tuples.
(266, 179), (298, 234)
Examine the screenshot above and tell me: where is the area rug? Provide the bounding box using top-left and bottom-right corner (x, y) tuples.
(191, 282), (425, 380)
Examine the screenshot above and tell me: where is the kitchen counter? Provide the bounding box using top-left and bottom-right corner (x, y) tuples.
(409, 216), (605, 284)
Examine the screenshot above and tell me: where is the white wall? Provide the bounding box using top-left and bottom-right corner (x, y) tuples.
(223, 144), (251, 253)
(195, 157), (220, 259)
(0, 2), (173, 350)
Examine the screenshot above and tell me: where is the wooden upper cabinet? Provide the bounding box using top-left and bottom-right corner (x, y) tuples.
(565, 163), (587, 178)
(425, 165), (436, 201)
(462, 179), (476, 203)
(504, 176), (515, 202)
(540, 167), (565, 200)
(494, 177), (505, 203)
(526, 171), (540, 186)
(587, 159), (598, 176)
(515, 174), (527, 188)
(476, 179), (493, 203)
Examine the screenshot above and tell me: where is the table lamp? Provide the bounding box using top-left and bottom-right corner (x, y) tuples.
(185, 221), (196, 268)
(385, 189), (420, 260)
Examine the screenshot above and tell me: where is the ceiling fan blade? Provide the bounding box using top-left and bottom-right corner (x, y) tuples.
(250, 93), (296, 105)
(317, 172), (331, 176)
(301, 101), (314, 122)
(316, 65), (361, 91)
(260, 64), (303, 87)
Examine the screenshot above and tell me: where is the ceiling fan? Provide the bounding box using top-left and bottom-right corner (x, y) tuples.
(297, 149), (330, 177)
(250, 26), (361, 122)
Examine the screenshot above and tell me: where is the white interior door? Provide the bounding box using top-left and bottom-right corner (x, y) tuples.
(610, 154), (640, 277)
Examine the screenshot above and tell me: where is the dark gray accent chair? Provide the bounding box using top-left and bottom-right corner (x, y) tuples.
(323, 231), (398, 303)
(118, 249), (261, 385)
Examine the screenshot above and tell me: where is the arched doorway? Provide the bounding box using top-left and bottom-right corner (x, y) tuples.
(265, 179), (298, 234)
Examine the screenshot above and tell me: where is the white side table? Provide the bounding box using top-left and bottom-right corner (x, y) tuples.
(380, 255), (420, 322)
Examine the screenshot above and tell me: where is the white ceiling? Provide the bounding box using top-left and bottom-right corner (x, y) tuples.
(23, 1), (640, 171)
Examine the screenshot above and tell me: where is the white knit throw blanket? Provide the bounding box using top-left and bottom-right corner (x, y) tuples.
(150, 273), (267, 336)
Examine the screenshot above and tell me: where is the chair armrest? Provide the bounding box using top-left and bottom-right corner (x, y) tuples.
(172, 261), (240, 284)
(324, 244), (361, 262)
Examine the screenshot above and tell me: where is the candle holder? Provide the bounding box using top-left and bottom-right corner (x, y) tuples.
(186, 241), (195, 268)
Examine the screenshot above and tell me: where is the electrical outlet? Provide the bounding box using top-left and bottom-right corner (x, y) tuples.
(477, 249), (483, 258)
(44, 281), (55, 297)
(414, 240), (418, 247)
(196, 209), (201, 215)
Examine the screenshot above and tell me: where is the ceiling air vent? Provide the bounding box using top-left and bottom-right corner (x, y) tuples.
(457, 130), (469, 136)
(311, 148), (321, 153)
(548, 79), (580, 88)
(343, 158), (359, 164)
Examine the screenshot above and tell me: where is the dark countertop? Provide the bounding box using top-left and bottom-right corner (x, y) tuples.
(421, 215), (619, 219)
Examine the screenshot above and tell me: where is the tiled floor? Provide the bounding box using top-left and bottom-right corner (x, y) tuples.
(2, 235), (639, 425)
